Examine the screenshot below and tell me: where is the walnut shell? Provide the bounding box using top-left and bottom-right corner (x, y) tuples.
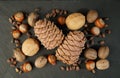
(35, 56), (47, 68)
(98, 46), (110, 59)
(22, 38), (40, 56)
(87, 10), (98, 23)
(84, 48), (97, 60)
(66, 13), (85, 30)
(28, 12), (39, 27)
(96, 59), (110, 70)
(14, 48), (26, 62)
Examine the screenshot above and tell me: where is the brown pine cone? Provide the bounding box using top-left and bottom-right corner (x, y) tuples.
(56, 31), (86, 65)
(34, 19), (64, 50)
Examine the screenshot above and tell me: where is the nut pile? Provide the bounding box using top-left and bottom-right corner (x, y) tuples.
(7, 8), (111, 74)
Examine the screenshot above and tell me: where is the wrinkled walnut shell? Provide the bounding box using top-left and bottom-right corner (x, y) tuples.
(35, 56), (47, 68)
(84, 48), (97, 60)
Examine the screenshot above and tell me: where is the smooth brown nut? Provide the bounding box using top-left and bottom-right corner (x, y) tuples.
(22, 38), (40, 56)
(86, 60), (95, 71)
(57, 16), (65, 25)
(98, 46), (110, 59)
(14, 48), (26, 62)
(35, 56), (47, 68)
(84, 48), (97, 60)
(22, 62), (32, 72)
(87, 10), (98, 23)
(96, 59), (110, 70)
(48, 54), (57, 65)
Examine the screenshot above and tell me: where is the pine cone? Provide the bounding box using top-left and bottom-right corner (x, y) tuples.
(34, 19), (64, 50)
(56, 31), (86, 65)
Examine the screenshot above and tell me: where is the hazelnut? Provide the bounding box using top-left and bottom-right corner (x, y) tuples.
(84, 48), (97, 60)
(57, 16), (65, 25)
(22, 62), (32, 72)
(12, 29), (21, 39)
(48, 54), (57, 65)
(95, 18), (105, 28)
(98, 46), (110, 59)
(19, 24), (28, 33)
(90, 26), (100, 36)
(14, 11), (24, 22)
(86, 60), (95, 71)
(96, 59), (110, 70)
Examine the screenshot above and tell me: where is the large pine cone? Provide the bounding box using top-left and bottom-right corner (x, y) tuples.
(56, 31), (86, 65)
(34, 19), (64, 50)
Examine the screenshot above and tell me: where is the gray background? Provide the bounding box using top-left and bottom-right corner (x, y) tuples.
(0, 0), (120, 78)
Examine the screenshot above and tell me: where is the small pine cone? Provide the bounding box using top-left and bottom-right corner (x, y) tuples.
(34, 19), (64, 50)
(56, 31), (86, 65)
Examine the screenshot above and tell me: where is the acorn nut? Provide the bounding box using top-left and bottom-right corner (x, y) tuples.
(48, 54), (57, 65)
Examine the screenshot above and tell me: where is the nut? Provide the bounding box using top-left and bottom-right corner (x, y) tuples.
(12, 29), (21, 39)
(84, 48), (97, 60)
(22, 62), (32, 72)
(22, 38), (40, 56)
(28, 12), (39, 27)
(19, 24), (28, 33)
(96, 59), (110, 70)
(57, 16), (65, 25)
(95, 18), (105, 28)
(13, 48), (26, 62)
(90, 26), (100, 36)
(14, 11), (24, 22)
(98, 46), (110, 59)
(48, 54), (57, 65)
(65, 13), (85, 30)
(35, 56), (47, 68)
(87, 10), (98, 23)
(86, 60), (95, 71)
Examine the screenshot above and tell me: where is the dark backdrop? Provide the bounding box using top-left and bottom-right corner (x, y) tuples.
(0, 0), (120, 78)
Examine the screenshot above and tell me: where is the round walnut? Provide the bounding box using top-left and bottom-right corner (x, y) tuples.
(22, 38), (40, 56)
(66, 13), (85, 30)
(84, 48), (97, 60)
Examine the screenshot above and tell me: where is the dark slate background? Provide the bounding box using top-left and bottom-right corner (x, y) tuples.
(0, 0), (120, 78)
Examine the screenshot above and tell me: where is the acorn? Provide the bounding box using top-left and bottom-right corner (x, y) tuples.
(90, 26), (100, 36)
(57, 16), (66, 25)
(14, 11), (24, 22)
(21, 62), (32, 72)
(12, 29), (21, 39)
(48, 54), (57, 65)
(95, 18), (105, 28)
(86, 60), (95, 71)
